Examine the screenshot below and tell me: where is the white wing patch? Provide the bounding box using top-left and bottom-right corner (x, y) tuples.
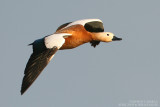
(44, 33), (71, 49)
(64, 19), (102, 29)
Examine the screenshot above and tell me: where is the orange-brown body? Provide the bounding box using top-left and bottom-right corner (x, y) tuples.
(56, 25), (93, 50)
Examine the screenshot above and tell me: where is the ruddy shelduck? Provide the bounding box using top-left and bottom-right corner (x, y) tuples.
(21, 19), (122, 95)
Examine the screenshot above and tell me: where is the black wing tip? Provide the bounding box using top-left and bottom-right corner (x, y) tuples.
(20, 79), (30, 95)
(21, 81), (29, 95)
(21, 85), (29, 95)
(28, 43), (33, 46)
(91, 43), (97, 48)
(92, 45), (97, 48)
(21, 85), (26, 95)
(21, 90), (25, 95)
(90, 40), (100, 48)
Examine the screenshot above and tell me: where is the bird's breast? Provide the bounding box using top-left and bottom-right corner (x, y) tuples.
(58, 25), (93, 50)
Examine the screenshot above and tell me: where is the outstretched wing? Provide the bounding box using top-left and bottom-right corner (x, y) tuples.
(21, 33), (71, 95)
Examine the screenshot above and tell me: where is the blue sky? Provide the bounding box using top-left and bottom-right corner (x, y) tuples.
(1, 0), (160, 107)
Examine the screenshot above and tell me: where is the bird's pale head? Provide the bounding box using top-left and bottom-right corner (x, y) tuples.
(104, 32), (122, 42)
(92, 32), (122, 42)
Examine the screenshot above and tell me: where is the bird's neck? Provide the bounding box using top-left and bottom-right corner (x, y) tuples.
(91, 32), (107, 42)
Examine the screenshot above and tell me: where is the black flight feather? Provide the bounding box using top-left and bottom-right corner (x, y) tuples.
(21, 46), (58, 95)
(90, 40), (100, 48)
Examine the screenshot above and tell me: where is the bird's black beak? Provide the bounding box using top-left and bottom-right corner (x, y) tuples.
(112, 36), (122, 41)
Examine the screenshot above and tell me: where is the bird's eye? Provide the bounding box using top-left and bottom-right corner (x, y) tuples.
(107, 34), (109, 36)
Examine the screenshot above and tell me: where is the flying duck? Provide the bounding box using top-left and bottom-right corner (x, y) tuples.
(21, 19), (122, 95)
